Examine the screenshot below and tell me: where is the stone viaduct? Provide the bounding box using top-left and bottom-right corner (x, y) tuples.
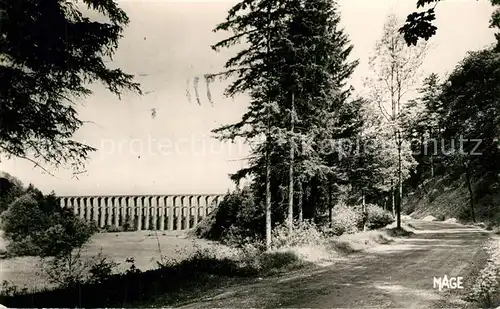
(58, 194), (225, 231)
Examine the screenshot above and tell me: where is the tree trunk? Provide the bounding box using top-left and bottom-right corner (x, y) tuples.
(362, 192), (366, 212)
(397, 137), (402, 229)
(362, 191), (367, 231)
(429, 128), (434, 178)
(311, 182), (318, 223)
(391, 180), (395, 218)
(298, 181), (303, 222)
(264, 3), (272, 250)
(464, 162), (476, 222)
(265, 138), (272, 249)
(328, 182), (333, 227)
(430, 154), (434, 178)
(288, 91), (295, 234)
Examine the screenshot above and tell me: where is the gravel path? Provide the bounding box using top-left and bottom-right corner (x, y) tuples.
(177, 221), (489, 309)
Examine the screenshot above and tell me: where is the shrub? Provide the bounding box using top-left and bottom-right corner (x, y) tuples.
(87, 250), (120, 284)
(365, 204), (394, 230)
(466, 239), (500, 307)
(466, 261), (500, 307)
(327, 203), (362, 236)
(121, 216), (136, 232)
(194, 187), (264, 244)
(0, 191), (96, 257)
(0, 172), (24, 214)
(37, 249), (119, 289)
(271, 220), (324, 249)
(258, 251), (300, 273)
(0, 280), (29, 297)
(38, 249), (89, 288)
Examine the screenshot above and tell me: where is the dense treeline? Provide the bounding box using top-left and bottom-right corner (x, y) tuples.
(403, 49), (500, 223)
(199, 0), (500, 245)
(1, 0), (500, 252)
(2, 0), (500, 306)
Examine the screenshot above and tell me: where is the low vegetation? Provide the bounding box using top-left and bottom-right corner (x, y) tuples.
(465, 237), (500, 308)
(0, 176), (401, 307)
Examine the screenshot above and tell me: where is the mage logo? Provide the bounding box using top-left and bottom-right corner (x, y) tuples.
(433, 275), (464, 291)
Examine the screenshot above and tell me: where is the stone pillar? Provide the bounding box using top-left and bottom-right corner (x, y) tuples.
(182, 196), (189, 230)
(99, 197), (106, 228)
(206, 196), (213, 217)
(92, 197), (99, 224)
(120, 197), (130, 226)
(167, 196), (174, 231)
(143, 196), (150, 230)
(193, 196), (200, 228)
(175, 196), (182, 230)
(85, 197), (92, 221)
(106, 197), (113, 227)
(113, 197), (120, 228)
(71, 198), (79, 216)
(136, 197), (143, 231)
(79, 197), (85, 220)
(152, 196), (159, 230)
(59, 197), (66, 209)
(199, 196), (207, 221)
(158, 196), (166, 231)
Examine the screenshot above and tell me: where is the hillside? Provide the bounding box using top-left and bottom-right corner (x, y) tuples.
(402, 174), (500, 224)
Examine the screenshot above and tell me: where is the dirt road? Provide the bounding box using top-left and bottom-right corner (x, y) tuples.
(178, 221), (490, 309)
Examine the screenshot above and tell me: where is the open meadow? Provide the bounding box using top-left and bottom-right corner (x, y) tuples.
(0, 231), (214, 291)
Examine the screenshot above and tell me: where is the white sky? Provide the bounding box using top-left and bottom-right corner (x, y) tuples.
(1, 0), (496, 196)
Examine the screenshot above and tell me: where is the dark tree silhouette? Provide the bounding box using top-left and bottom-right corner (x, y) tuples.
(0, 0), (141, 175)
(400, 0), (500, 47)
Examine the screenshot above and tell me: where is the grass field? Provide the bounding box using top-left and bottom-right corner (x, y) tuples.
(0, 230), (215, 291)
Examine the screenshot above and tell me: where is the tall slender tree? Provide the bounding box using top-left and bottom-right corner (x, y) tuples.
(212, 0), (360, 239)
(210, 0), (293, 248)
(365, 14), (427, 228)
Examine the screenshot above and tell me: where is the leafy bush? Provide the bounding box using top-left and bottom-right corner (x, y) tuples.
(271, 220), (325, 248)
(258, 251), (300, 273)
(466, 261), (500, 307)
(0, 280), (29, 297)
(0, 190), (96, 257)
(365, 204), (394, 230)
(466, 239), (500, 307)
(87, 251), (120, 284)
(38, 249), (89, 288)
(327, 203), (362, 236)
(0, 172), (24, 214)
(194, 187), (264, 244)
(38, 249), (119, 289)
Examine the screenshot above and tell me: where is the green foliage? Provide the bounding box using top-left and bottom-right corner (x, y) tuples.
(365, 204), (394, 230)
(37, 249), (119, 289)
(0, 172), (24, 213)
(0, 0), (141, 173)
(271, 219), (325, 249)
(466, 240), (500, 307)
(400, 0), (500, 48)
(194, 187), (264, 244)
(211, 0), (361, 234)
(0, 280), (29, 297)
(38, 249), (89, 288)
(327, 203), (362, 236)
(0, 190), (96, 258)
(87, 251), (120, 284)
